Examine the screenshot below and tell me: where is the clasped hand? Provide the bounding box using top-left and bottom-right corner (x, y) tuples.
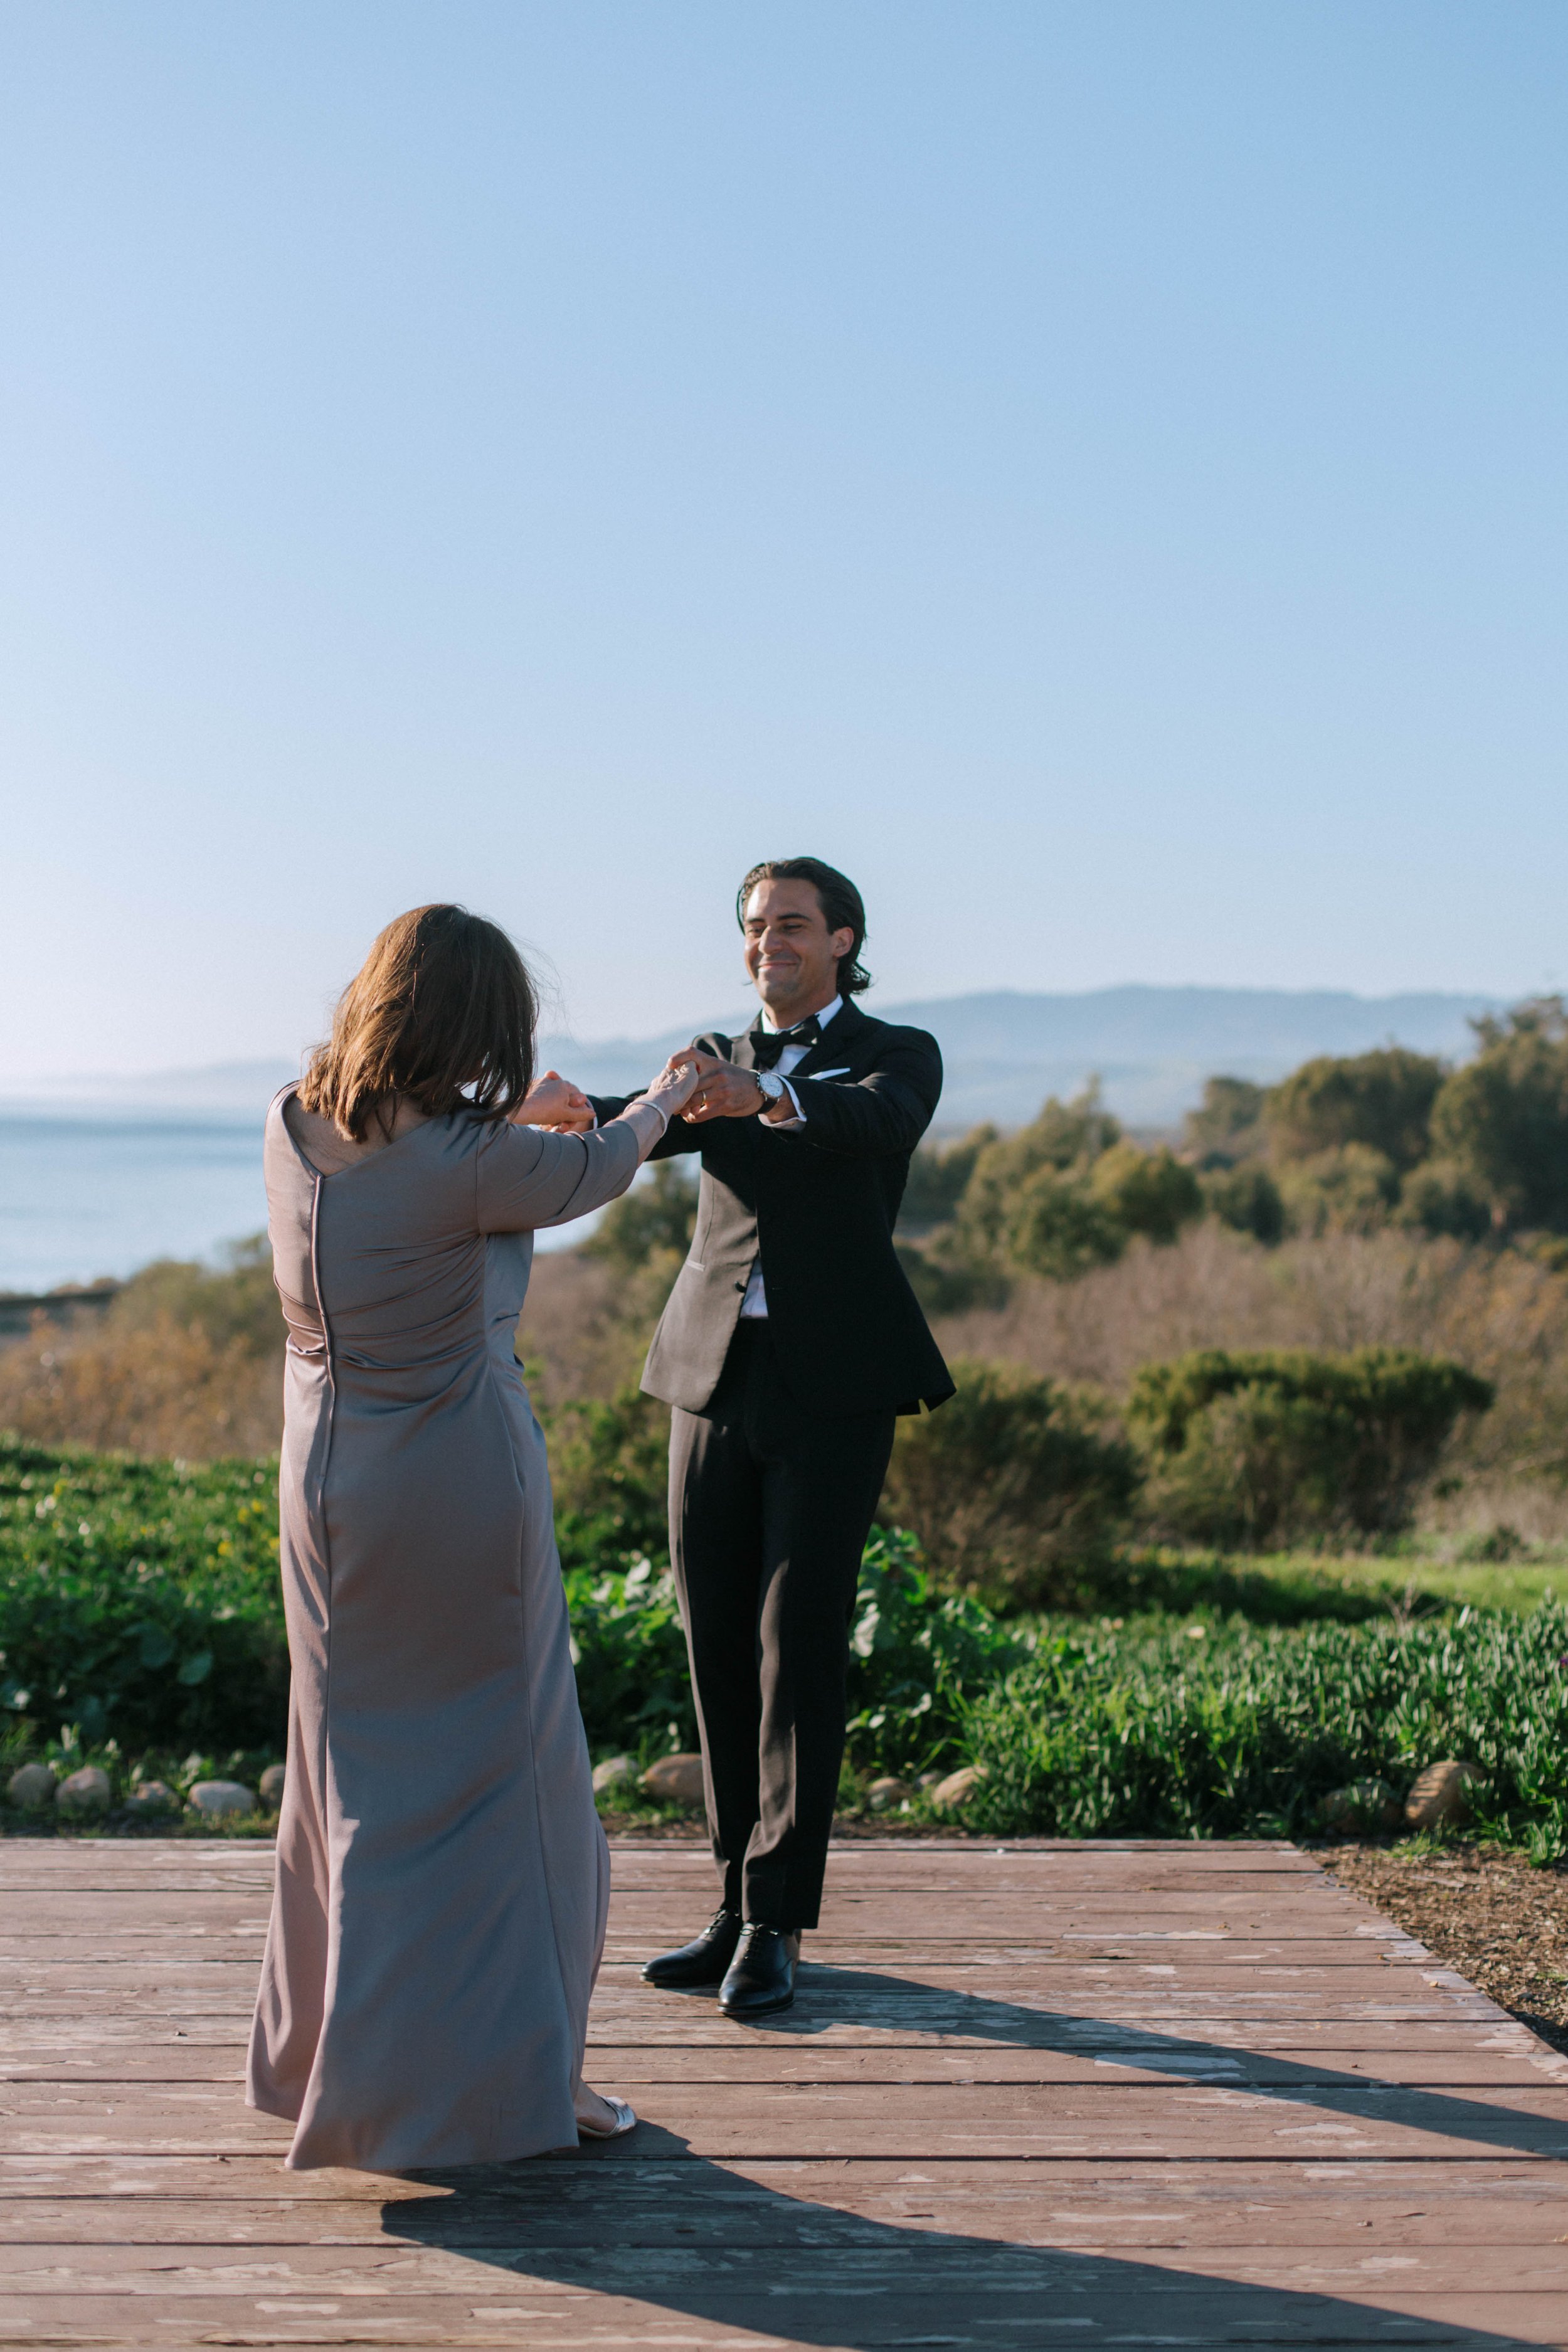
(511, 1051), (771, 1135)
(661, 1047), (773, 1123)
(510, 1070), (595, 1131)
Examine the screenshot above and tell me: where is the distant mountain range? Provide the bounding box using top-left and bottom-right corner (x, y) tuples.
(2, 986), (1502, 1131)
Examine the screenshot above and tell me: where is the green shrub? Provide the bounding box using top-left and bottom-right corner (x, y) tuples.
(1397, 1158), (1493, 1242)
(107, 1236), (285, 1355)
(879, 1357), (1141, 1604)
(543, 1386), (670, 1569)
(1127, 1347), (1495, 1545)
(842, 1527), (1023, 1773)
(1202, 1163), (1285, 1244)
(568, 1526), (1022, 1775)
(1087, 1142), (1203, 1244)
(1184, 1076), (1266, 1164)
(1278, 1143), (1399, 1236)
(581, 1164), (697, 1272)
(8, 1435), (1568, 1864)
(565, 1555), (696, 1757)
(0, 1437), (287, 1754)
(1430, 997), (1568, 1234)
(894, 1236), (1010, 1316)
(1005, 1167), (1126, 1279)
(1264, 1047), (1447, 1172)
(955, 1086), (1121, 1266)
(896, 1126), (998, 1237)
(957, 1603), (1568, 1859)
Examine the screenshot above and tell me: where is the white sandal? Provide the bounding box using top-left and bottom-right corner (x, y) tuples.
(576, 2094), (637, 2141)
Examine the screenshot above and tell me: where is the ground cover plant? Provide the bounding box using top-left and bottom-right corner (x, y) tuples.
(958, 1604), (1568, 1862)
(0, 1436), (287, 1754)
(4, 1435), (1564, 1862)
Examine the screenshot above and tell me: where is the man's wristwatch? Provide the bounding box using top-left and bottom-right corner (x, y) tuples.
(754, 1071), (787, 1112)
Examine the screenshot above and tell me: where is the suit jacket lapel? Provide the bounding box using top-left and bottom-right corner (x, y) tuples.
(730, 1026), (759, 1073)
(788, 999), (868, 1082)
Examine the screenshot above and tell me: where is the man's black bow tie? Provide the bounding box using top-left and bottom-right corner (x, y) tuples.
(750, 1014), (822, 1070)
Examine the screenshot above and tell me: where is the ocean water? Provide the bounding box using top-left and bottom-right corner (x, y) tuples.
(0, 1110), (590, 1293)
(0, 1113), (270, 1291)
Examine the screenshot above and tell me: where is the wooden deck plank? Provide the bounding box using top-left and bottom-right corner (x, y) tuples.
(1, 2288), (1565, 2348)
(4, 2174), (1568, 2247)
(8, 2045), (1565, 2089)
(1, 1838), (1564, 2350)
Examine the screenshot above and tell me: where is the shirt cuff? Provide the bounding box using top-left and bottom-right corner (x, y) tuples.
(760, 1079), (807, 1131)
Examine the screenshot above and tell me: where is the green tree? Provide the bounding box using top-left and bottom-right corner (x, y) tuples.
(544, 1387), (672, 1566)
(955, 1084), (1120, 1264)
(1183, 1076), (1266, 1165)
(1429, 998), (1568, 1234)
(581, 1163), (698, 1273)
(107, 1236), (284, 1357)
(1397, 1159), (1493, 1242)
(1201, 1163), (1285, 1245)
(1088, 1142), (1204, 1244)
(1007, 1168), (1126, 1280)
(896, 1125), (998, 1237)
(1264, 1047), (1446, 1173)
(1277, 1143), (1399, 1237)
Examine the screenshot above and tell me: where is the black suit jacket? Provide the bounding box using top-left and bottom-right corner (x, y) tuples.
(590, 999), (954, 1420)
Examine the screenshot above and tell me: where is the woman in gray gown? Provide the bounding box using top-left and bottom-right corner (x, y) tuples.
(245, 905), (699, 2171)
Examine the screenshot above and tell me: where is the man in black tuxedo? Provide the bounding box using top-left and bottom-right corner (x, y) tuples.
(585, 857), (952, 2016)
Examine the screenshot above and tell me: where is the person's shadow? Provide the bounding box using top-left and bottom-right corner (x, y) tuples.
(381, 1971), (1565, 2346)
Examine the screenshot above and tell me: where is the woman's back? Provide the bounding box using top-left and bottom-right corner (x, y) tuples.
(248, 1088), (649, 2171)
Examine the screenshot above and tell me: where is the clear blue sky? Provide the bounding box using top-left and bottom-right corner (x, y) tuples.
(2, 2), (1564, 1080)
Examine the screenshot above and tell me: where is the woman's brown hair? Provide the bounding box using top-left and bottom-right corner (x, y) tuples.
(299, 905), (538, 1140)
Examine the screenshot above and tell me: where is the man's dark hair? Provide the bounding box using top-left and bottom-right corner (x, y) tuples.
(736, 857), (871, 997)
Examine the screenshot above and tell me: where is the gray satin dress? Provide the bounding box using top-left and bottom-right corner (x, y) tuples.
(245, 1089), (644, 2171)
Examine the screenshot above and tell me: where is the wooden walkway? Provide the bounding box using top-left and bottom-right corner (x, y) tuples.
(3, 1836), (1567, 2347)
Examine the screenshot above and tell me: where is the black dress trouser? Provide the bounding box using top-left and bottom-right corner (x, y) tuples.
(668, 1320), (897, 1931)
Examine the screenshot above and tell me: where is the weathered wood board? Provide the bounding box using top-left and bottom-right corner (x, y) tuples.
(1, 1835), (1565, 2346)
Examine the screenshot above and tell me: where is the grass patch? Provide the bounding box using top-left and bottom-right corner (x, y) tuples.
(1101, 1544), (1562, 1623)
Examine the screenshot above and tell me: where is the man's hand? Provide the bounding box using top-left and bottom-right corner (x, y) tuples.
(680, 1052), (768, 1124)
(511, 1070), (595, 1133)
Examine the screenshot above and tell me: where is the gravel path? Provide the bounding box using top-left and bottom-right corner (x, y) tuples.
(1322, 1840), (1568, 2054)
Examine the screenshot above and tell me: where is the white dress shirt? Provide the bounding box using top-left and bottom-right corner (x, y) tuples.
(738, 995), (840, 1320)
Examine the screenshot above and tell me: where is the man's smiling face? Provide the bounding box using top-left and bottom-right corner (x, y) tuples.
(741, 877), (854, 1026)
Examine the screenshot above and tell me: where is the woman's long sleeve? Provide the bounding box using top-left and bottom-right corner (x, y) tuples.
(474, 1115), (645, 1232)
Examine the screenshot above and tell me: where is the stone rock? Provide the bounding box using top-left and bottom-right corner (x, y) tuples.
(56, 1765), (112, 1815)
(592, 1755), (636, 1794)
(914, 1770), (943, 1791)
(188, 1779), (257, 1820)
(929, 1764), (986, 1813)
(1316, 1778), (1402, 1834)
(258, 1764), (287, 1807)
(6, 1762), (57, 1810)
(124, 1779), (179, 1815)
(640, 1753), (706, 1806)
(1404, 1760), (1482, 1830)
(867, 1776), (911, 1812)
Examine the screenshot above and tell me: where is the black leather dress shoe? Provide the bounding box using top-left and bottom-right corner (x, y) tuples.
(641, 1907), (743, 1988)
(719, 1922), (800, 2018)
